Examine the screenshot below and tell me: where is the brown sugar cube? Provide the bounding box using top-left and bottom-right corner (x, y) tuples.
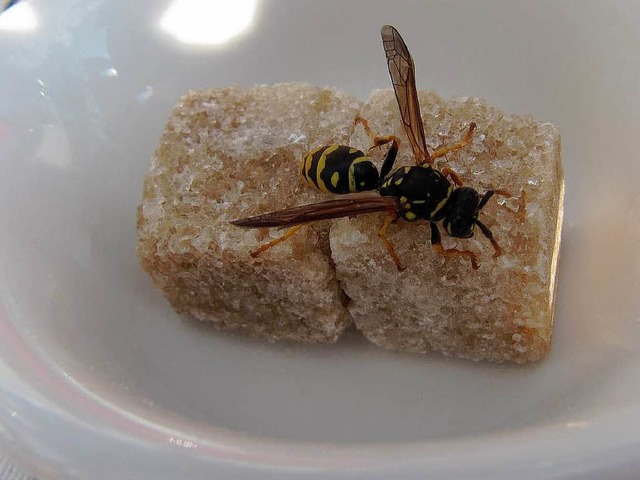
(137, 84), (362, 343)
(330, 90), (563, 363)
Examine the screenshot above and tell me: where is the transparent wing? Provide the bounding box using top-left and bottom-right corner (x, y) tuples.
(381, 25), (431, 165)
(231, 196), (398, 228)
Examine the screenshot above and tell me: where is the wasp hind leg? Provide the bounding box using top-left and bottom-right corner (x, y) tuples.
(355, 117), (400, 180)
(429, 222), (479, 270)
(355, 116), (398, 149)
(378, 212), (406, 272)
(250, 225), (304, 258)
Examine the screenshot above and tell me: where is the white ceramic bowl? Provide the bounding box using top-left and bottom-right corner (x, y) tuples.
(2, 1), (640, 478)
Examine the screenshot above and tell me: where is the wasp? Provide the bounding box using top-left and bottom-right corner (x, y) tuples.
(232, 25), (522, 271)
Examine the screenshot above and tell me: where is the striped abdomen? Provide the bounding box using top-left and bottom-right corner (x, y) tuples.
(299, 145), (380, 194)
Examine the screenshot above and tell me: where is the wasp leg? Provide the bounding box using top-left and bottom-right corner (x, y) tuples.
(355, 116), (399, 150)
(440, 166), (464, 187)
(379, 137), (400, 181)
(476, 220), (502, 257)
(474, 188), (526, 258)
(250, 225), (304, 258)
(378, 212), (406, 272)
(355, 116), (400, 182)
(355, 116), (393, 148)
(430, 122), (477, 160)
(429, 222), (479, 270)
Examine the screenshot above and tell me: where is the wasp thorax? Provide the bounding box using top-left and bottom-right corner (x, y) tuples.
(379, 165), (452, 221)
(444, 187), (480, 238)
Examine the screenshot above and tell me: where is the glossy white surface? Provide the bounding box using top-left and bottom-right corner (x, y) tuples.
(1, 1), (640, 478)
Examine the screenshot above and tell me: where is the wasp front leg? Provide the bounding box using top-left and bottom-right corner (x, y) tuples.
(429, 222), (479, 270)
(474, 188), (526, 258)
(475, 220), (502, 258)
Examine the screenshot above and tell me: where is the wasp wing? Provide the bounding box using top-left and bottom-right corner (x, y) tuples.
(381, 25), (431, 166)
(231, 196), (399, 228)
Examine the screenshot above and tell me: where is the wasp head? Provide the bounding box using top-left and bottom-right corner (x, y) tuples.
(443, 187), (480, 238)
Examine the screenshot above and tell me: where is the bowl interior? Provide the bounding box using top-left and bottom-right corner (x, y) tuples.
(2, 0), (640, 451)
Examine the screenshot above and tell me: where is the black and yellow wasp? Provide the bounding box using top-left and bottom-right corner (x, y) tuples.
(232, 25), (520, 271)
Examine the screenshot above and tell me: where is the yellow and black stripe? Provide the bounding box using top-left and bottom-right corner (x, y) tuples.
(299, 145), (378, 194)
